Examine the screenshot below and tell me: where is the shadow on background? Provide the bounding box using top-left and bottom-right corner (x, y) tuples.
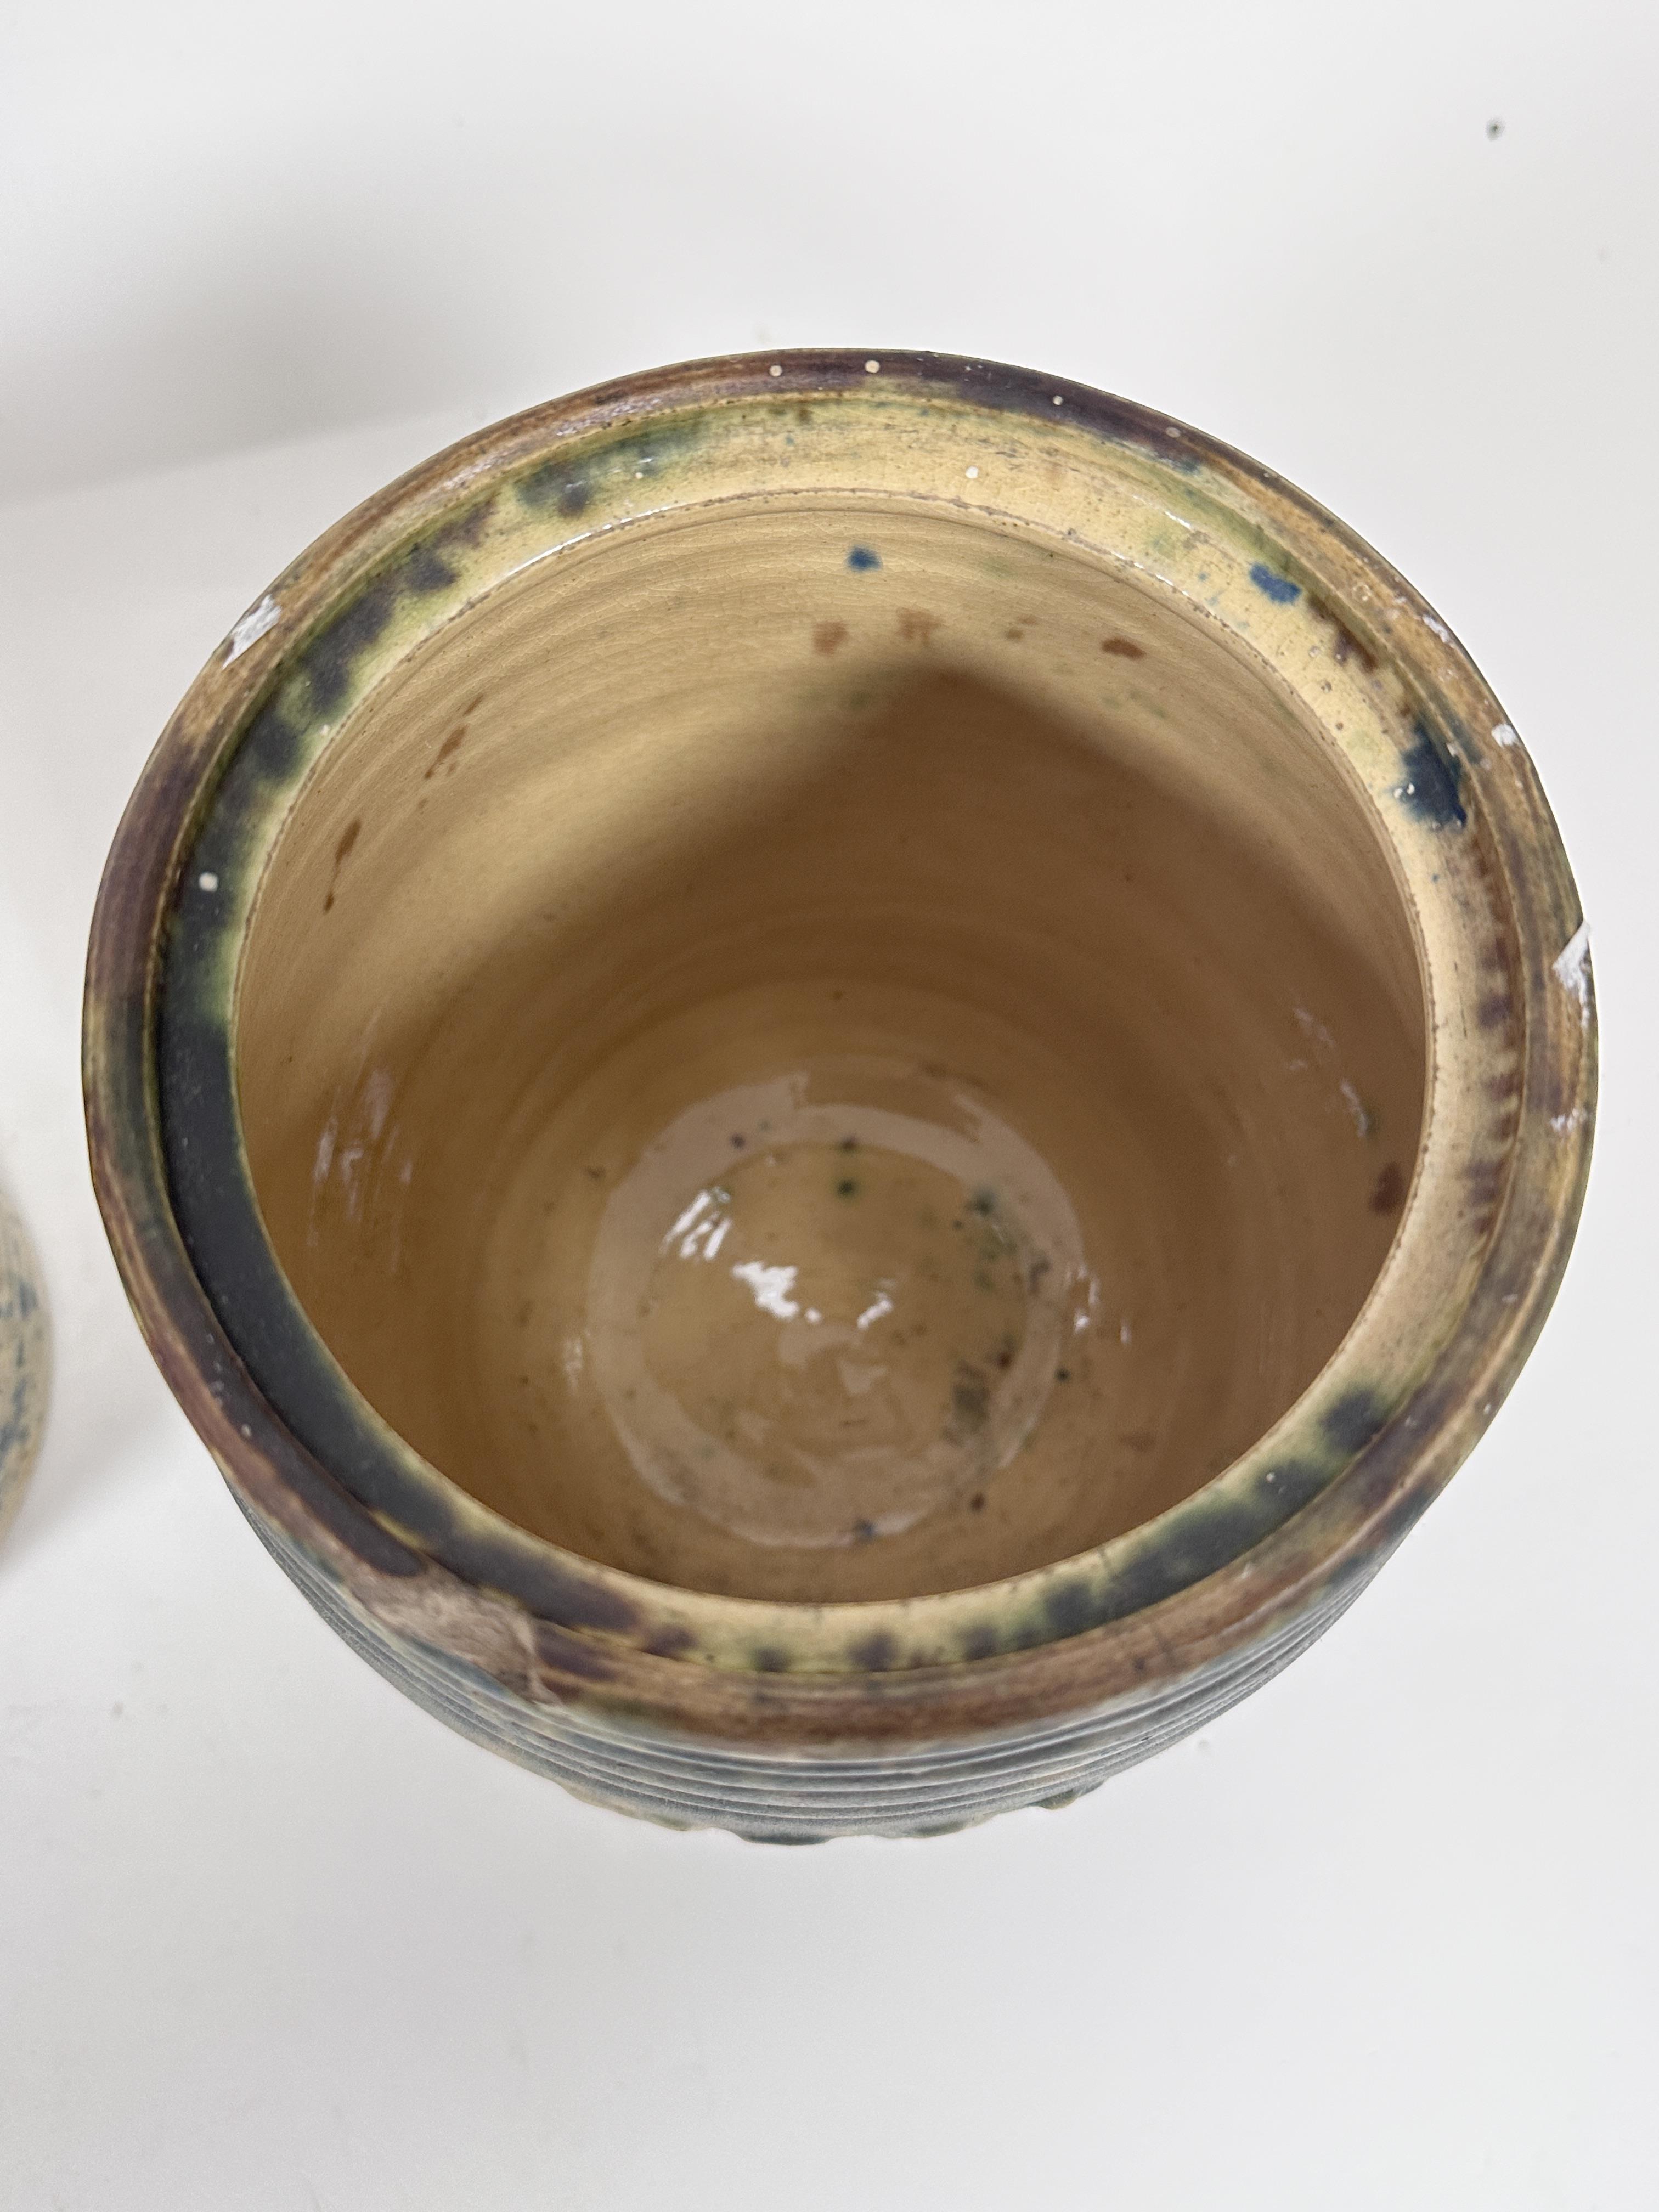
(1, 193), (549, 504)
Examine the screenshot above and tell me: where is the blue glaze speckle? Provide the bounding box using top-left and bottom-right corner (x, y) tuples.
(0, 1192), (49, 1541)
(847, 546), (882, 572)
(1396, 720), (1467, 830)
(1249, 562), (1301, 604)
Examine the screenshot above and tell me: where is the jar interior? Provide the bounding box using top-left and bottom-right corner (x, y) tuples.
(236, 498), (1427, 1602)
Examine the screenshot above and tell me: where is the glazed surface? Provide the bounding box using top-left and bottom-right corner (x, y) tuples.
(0, 1190), (49, 1543)
(239, 500), (1424, 1601)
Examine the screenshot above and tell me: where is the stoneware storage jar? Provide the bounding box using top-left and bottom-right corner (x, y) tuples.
(84, 353), (1595, 1839)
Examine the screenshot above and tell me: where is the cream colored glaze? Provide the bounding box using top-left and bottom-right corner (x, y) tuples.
(238, 498), (1426, 1602)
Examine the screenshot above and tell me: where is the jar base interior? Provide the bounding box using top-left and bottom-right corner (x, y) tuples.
(236, 498), (1427, 1602)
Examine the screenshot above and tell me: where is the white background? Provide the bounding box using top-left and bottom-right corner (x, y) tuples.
(2, 3), (1656, 2205)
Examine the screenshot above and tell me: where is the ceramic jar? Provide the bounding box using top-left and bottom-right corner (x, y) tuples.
(84, 353), (1594, 1837)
